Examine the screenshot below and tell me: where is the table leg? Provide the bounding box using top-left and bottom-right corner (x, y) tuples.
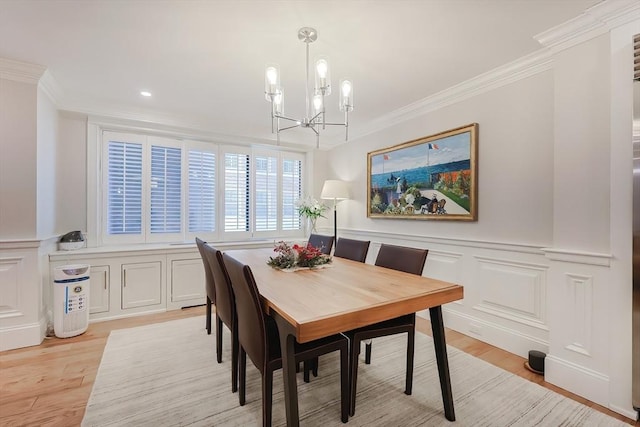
(273, 312), (300, 427)
(429, 305), (455, 421)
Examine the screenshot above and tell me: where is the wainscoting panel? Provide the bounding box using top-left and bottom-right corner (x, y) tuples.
(0, 241), (45, 351)
(0, 256), (24, 318)
(563, 273), (593, 357)
(473, 256), (548, 330)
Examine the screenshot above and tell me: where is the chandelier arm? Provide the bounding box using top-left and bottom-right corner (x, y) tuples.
(319, 122), (348, 126)
(274, 114), (300, 123)
(278, 123), (302, 132)
(310, 111), (323, 122)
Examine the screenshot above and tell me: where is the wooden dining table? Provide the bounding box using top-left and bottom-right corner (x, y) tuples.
(225, 247), (464, 426)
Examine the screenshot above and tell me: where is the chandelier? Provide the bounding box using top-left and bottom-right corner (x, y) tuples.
(264, 27), (353, 148)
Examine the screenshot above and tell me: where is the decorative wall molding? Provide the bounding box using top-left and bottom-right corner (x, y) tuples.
(472, 256), (548, 330)
(348, 49), (553, 143)
(38, 69), (64, 106)
(345, 227), (545, 254)
(541, 247), (611, 266)
(0, 256), (24, 318)
(545, 354), (610, 409)
(534, 0), (640, 53)
(564, 273), (594, 357)
(438, 309), (549, 359)
(0, 57), (46, 84)
(0, 239), (43, 250)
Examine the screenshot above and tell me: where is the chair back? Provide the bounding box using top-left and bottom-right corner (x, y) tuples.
(374, 243), (428, 276)
(196, 237), (215, 303)
(223, 253), (268, 373)
(308, 233), (335, 255)
(334, 238), (370, 263)
(202, 244), (235, 328)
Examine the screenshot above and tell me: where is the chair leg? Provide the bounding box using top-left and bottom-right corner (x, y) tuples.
(206, 297), (212, 335)
(263, 368), (273, 427)
(364, 342), (372, 364)
(303, 360), (311, 383)
(340, 344), (349, 423)
(239, 347), (246, 406)
(349, 338), (361, 416)
(231, 327), (239, 393)
(405, 329), (415, 395)
(216, 315), (223, 363)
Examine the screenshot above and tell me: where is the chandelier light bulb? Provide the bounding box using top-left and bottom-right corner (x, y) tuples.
(266, 67), (278, 84)
(313, 94), (323, 112)
(341, 80), (352, 96)
(316, 59), (328, 78)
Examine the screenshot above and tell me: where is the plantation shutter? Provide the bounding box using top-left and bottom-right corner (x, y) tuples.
(107, 140), (143, 235)
(282, 157), (303, 230)
(254, 155), (278, 231)
(224, 152), (250, 232)
(188, 150), (216, 232)
(150, 145), (182, 234)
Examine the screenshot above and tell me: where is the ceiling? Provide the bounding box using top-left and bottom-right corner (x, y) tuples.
(0, 0), (601, 148)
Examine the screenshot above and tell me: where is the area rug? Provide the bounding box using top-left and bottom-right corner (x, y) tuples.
(82, 316), (627, 426)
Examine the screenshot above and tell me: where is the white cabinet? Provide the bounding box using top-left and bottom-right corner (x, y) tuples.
(121, 261), (162, 309)
(49, 242), (269, 322)
(167, 257), (205, 310)
(89, 265), (110, 314)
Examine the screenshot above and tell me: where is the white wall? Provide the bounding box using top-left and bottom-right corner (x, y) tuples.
(552, 34), (611, 253)
(321, 20), (637, 420)
(56, 112), (87, 234)
(0, 78), (37, 239)
(326, 71), (555, 246)
(36, 86), (58, 239)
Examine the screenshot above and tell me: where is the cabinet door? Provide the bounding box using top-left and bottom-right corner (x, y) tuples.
(89, 265), (110, 314)
(121, 262), (162, 309)
(169, 259), (205, 306)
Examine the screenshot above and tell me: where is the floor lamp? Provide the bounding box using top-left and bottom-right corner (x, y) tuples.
(321, 180), (349, 242)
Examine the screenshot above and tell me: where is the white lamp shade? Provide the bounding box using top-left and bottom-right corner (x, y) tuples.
(321, 180), (349, 200)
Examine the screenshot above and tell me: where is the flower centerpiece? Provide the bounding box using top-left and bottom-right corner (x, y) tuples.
(295, 196), (328, 234)
(267, 241), (332, 270)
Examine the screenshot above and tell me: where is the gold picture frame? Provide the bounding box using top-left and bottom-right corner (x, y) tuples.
(367, 123), (478, 221)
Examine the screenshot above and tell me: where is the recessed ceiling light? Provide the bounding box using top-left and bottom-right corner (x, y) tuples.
(140, 91), (152, 97)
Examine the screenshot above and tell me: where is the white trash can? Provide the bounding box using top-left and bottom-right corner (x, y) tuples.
(53, 264), (90, 338)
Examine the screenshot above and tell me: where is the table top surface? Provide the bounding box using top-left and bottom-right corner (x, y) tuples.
(224, 247), (464, 343)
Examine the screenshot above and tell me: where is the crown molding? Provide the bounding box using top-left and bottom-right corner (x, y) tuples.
(534, 0), (640, 52)
(348, 48), (553, 142)
(0, 57), (46, 84)
(38, 69), (64, 105)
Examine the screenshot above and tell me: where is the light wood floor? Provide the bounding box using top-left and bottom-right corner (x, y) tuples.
(0, 306), (637, 426)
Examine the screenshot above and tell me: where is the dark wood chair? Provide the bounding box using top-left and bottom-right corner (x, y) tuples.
(344, 243), (428, 416)
(308, 233), (335, 255)
(195, 237), (216, 336)
(303, 237), (370, 381)
(333, 237), (370, 262)
(202, 244), (239, 393)
(223, 253), (350, 426)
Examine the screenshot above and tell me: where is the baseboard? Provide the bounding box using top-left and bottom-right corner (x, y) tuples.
(418, 308), (549, 359)
(0, 318), (45, 351)
(545, 355), (609, 408)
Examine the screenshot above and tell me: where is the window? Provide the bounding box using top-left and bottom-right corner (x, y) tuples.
(188, 150), (216, 233)
(96, 130), (305, 246)
(224, 151), (250, 234)
(282, 156), (303, 231)
(150, 145), (181, 234)
(106, 140), (142, 235)
(254, 154), (278, 232)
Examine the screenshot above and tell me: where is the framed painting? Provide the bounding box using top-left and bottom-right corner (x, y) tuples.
(367, 123), (478, 221)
